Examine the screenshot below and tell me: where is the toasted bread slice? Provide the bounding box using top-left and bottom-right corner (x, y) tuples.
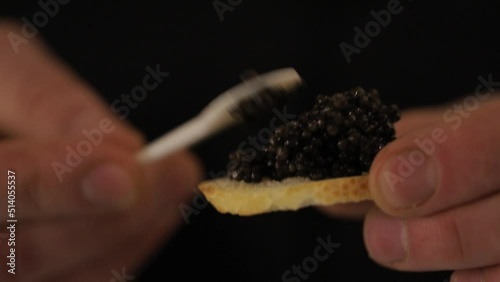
(198, 175), (371, 216)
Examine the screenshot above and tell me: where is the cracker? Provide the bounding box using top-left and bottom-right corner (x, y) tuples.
(198, 175), (371, 216)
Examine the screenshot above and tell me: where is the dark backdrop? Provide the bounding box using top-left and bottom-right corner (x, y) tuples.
(2, 1), (499, 281)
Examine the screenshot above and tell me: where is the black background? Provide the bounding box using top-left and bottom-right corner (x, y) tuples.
(1, 0), (499, 281)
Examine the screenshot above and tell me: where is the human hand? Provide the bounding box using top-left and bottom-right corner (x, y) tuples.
(0, 21), (202, 282)
(365, 92), (500, 281)
(319, 106), (445, 219)
(318, 87), (500, 280)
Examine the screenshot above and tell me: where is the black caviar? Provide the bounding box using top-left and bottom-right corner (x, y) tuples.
(227, 87), (401, 182)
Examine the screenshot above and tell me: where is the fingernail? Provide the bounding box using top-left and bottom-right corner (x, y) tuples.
(368, 212), (408, 263)
(378, 150), (438, 209)
(451, 269), (485, 282)
(81, 164), (136, 208)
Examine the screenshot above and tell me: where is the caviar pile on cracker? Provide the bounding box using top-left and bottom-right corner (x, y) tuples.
(227, 87), (400, 183)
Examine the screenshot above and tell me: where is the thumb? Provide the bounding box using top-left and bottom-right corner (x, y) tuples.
(368, 98), (500, 217)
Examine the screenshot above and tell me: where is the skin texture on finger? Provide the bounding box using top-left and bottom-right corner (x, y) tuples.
(482, 265), (500, 282)
(369, 100), (500, 217)
(451, 265), (500, 282)
(393, 95), (500, 137)
(395, 107), (444, 137)
(395, 95), (500, 138)
(0, 20), (143, 150)
(450, 268), (484, 282)
(364, 192), (500, 271)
